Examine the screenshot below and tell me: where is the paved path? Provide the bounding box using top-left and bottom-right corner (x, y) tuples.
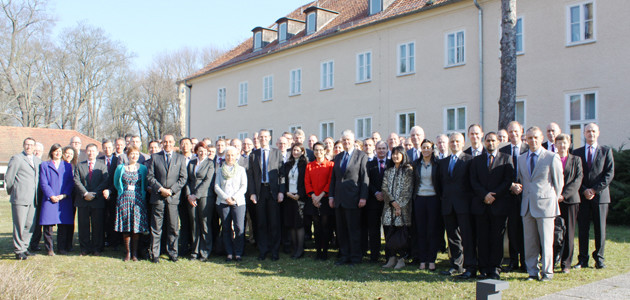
(536, 272), (630, 299)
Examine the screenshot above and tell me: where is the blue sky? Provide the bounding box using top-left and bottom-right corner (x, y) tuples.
(51, 0), (312, 69)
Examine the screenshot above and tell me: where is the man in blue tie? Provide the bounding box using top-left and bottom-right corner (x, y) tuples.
(437, 132), (476, 278)
(406, 126), (425, 162)
(329, 130), (369, 266)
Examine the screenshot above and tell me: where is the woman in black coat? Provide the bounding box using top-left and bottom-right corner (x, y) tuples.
(282, 143), (308, 259)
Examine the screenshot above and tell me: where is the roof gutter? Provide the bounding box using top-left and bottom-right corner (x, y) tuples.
(473, 0), (484, 128)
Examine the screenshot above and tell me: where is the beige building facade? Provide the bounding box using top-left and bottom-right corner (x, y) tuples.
(181, 0), (629, 148)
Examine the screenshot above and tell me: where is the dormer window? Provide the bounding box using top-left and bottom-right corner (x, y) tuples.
(369, 0), (382, 15)
(279, 23), (288, 43)
(306, 12), (316, 34)
(254, 32), (262, 50)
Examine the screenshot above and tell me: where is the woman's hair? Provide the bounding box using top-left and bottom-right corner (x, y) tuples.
(126, 145), (140, 156)
(194, 141), (207, 153)
(555, 133), (571, 143)
(287, 143), (307, 166)
(48, 143), (63, 160)
(354, 140), (363, 151)
(62, 146), (78, 165)
(390, 145), (412, 170)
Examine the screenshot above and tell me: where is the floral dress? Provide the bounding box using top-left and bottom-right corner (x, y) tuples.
(115, 170), (149, 233)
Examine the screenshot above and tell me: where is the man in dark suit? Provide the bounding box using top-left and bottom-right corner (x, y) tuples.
(329, 129), (369, 266)
(178, 137), (195, 257)
(500, 121), (529, 272)
(437, 132), (476, 278)
(248, 129), (285, 261)
(464, 124), (485, 157)
(574, 123), (614, 270)
(130, 135), (150, 164)
(470, 132), (514, 280)
(70, 136), (89, 162)
(362, 141), (388, 262)
(406, 126), (425, 162)
(98, 139), (122, 250)
(147, 134), (188, 262)
(542, 122), (561, 153)
(6, 138), (41, 260)
(293, 129), (314, 162)
(74, 143), (109, 256)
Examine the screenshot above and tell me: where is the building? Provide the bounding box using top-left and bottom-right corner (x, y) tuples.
(0, 126), (101, 189)
(180, 0), (628, 148)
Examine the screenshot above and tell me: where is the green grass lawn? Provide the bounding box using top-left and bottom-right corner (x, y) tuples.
(1, 196), (629, 299)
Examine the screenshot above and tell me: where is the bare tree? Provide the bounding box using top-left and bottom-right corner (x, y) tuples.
(498, 0), (517, 130)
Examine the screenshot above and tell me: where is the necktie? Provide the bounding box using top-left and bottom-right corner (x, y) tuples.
(379, 159), (385, 175)
(262, 149), (268, 182)
(586, 146), (593, 169)
(529, 153), (537, 176)
(416, 149), (421, 161)
(88, 161), (93, 181)
(165, 153), (171, 170)
(473, 149), (478, 157)
(551, 144), (556, 153)
(28, 156), (34, 168)
(448, 155), (457, 176)
(488, 154), (494, 169)
(106, 157), (111, 168)
(340, 152), (349, 174)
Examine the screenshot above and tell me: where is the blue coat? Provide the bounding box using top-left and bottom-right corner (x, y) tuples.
(39, 160), (74, 225)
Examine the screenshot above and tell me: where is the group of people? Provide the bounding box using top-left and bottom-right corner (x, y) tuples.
(6, 121), (613, 282)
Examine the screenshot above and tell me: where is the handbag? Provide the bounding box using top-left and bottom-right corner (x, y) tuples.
(385, 205), (408, 252)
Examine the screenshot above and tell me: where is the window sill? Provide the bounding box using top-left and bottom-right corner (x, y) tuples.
(237, 103), (248, 107)
(396, 72), (415, 77)
(320, 87), (334, 91)
(566, 39), (596, 48)
(217, 108), (226, 111)
(355, 79), (372, 85)
(262, 99), (273, 102)
(444, 62), (465, 69)
(289, 93), (302, 97)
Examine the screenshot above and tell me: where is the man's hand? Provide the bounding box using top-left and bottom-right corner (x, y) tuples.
(250, 194), (257, 204)
(277, 193), (284, 203)
(484, 192), (496, 205)
(375, 192), (384, 201)
(84, 192), (95, 201)
(328, 197), (334, 208)
(188, 198), (197, 207)
(358, 198), (367, 208)
(584, 188), (596, 200)
(558, 195), (564, 203)
(103, 189), (110, 200)
(510, 183), (522, 195)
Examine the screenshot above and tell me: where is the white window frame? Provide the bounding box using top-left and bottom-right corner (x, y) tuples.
(278, 22), (288, 43)
(289, 125), (302, 134)
(515, 17), (525, 55)
(356, 51), (372, 83)
(566, 1), (596, 46)
(565, 91), (597, 147)
(320, 60), (334, 90)
(444, 106), (467, 134)
(445, 30), (465, 67)
(515, 98), (526, 127)
(397, 41), (415, 76)
(217, 87), (226, 110)
(355, 116), (372, 139)
(217, 135), (226, 141)
(289, 68), (302, 96)
(262, 75), (273, 101)
(253, 31), (262, 50)
(238, 81), (248, 106)
(397, 112), (416, 137)
(306, 12), (316, 35)
(238, 132), (248, 141)
(320, 121), (335, 140)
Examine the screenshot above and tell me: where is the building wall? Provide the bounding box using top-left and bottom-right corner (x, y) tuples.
(188, 0), (628, 147)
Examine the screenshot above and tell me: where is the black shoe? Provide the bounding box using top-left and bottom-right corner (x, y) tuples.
(257, 253), (267, 261)
(226, 257), (233, 262)
(489, 272), (501, 280)
(540, 275), (552, 282)
(152, 257), (160, 263)
(526, 275), (539, 281)
(29, 246), (41, 252)
(595, 262), (606, 269)
(169, 256), (178, 262)
(573, 262), (586, 269)
(476, 273), (488, 280)
(440, 268), (459, 276)
(199, 257), (208, 262)
(271, 255), (279, 261)
(235, 256), (242, 262)
(503, 263), (518, 272)
(456, 271), (475, 280)
(15, 253), (28, 260)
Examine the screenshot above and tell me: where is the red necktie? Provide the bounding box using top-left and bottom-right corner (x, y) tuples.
(88, 161), (93, 181)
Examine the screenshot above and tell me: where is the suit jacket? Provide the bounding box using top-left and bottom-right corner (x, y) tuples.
(411, 156), (439, 197)
(560, 154), (583, 204)
(469, 151), (514, 215)
(499, 142), (529, 178)
(464, 146), (486, 157)
(573, 145), (614, 204)
(282, 159), (307, 200)
(115, 153), (129, 165)
(247, 148), (285, 200)
(73, 160), (110, 208)
(5, 152), (41, 206)
(406, 148), (422, 163)
(98, 155), (120, 192)
(184, 158), (214, 199)
(77, 150), (88, 164)
(306, 149), (315, 162)
(147, 151), (188, 204)
(329, 149), (369, 209)
(436, 152), (473, 215)
(518, 149), (564, 218)
(366, 157), (389, 210)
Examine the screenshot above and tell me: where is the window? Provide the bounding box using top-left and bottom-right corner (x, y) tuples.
(515, 99), (526, 126)
(445, 106), (466, 133)
(278, 23), (288, 43)
(320, 121), (334, 140)
(446, 30), (465, 66)
(306, 13), (316, 34)
(398, 42), (415, 75)
(290, 69), (302, 95)
(217, 135), (226, 141)
(355, 117), (372, 139)
(369, 0), (382, 15)
(356, 51), (372, 83)
(238, 82), (248, 106)
(238, 132), (248, 140)
(262, 75), (273, 101)
(217, 88), (226, 110)
(516, 17), (524, 54)
(253, 31), (262, 50)
(567, 2), (595, 44)
(397, 112), (415, 136)
(289, 125), (302, 133)
(321, 60), (334, 90)
(567, 91), (597, 148)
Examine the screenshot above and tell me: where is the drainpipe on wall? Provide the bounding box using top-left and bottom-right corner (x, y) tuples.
(473, 0), (484, 128)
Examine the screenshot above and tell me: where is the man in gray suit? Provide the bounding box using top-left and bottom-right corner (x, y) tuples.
(147, 134), (188, 262)
(6, 138), (41, 260)
(512, 126), (564, 281)
(74, 143), (110, 256)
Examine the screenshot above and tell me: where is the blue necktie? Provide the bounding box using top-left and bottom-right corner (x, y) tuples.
(448, 155), (457, 176)
(529, 152), (537, 176)
(340, 152), (349, 174)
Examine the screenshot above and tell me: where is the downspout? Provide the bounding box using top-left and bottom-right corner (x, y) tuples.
(473, 0), (484, 128)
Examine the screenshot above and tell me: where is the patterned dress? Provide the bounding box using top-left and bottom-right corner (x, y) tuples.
(115, 170), (149, 233)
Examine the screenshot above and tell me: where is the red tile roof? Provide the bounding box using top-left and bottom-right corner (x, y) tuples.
(183, 0), (457, 82)
(0, 126), (102, 163)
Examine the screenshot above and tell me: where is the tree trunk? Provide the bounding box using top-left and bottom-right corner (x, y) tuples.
(498, 0), (517, 130)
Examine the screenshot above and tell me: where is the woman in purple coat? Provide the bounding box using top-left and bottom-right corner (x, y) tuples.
(39, 144), (75, 255)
